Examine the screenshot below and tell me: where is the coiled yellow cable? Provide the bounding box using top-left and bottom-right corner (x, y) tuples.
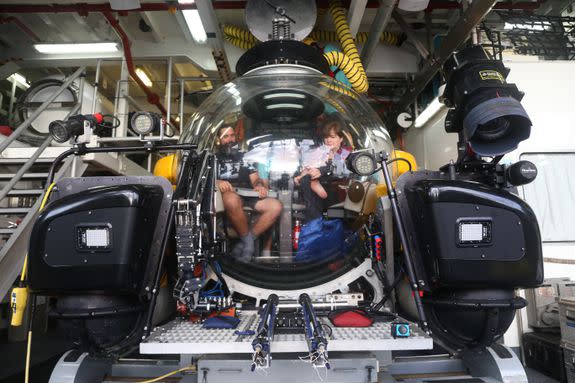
(328, 0), (368, 93)
(323, 50), (365, 91)
(310, 30), (400, 46)
(224, 34), (257, 50)
(221, 21), (372, 93)
(222, 24), (258, 44)
(222, 25), (401, 49)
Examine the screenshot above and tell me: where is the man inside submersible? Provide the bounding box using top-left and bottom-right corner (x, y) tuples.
(215, 124), (282, 261)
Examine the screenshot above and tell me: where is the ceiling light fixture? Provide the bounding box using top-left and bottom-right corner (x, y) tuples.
(178, 0), (208, 44)
(8, 73), (30, 89)
(34, 43), (119, 54)
(504, 22), (547, 31)
(135, 68), (153, 87)
(414, 97), (447, 128)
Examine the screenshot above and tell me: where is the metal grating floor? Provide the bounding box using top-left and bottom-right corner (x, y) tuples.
(141, 311), (433, 355)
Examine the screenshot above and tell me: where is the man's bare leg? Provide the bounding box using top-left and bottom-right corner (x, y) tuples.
(253, 198), (282, 236)
(222, 191), (249, 236)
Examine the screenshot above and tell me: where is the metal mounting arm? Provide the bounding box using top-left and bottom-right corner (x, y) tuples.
(378, 151), (429, 333)
(299, 293), (330, 369)
(251, 294), (279, 371)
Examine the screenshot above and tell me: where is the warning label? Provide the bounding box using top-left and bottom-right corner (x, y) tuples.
(479, 70), (505, 83)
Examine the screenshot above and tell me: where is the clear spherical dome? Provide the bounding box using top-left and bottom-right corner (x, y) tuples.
(180, 65), (394, 289)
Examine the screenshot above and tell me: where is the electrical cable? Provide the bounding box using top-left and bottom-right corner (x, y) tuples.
(134, 365), (195, 383)
(100, 114), (121, 130)
(386, 157), (413, 173)
(22, 182), (56, 383)
(19, 181), (55, 283)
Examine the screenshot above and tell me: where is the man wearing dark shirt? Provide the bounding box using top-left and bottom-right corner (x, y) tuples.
(216, 125), (282, 260)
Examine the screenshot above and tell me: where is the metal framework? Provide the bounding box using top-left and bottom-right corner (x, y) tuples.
(388, 0), (499, 118)
(501, 12), (575, 60)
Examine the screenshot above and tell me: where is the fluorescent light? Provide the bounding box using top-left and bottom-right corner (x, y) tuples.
(34, 43), (118, 54)
(414, 97), (447, 128)
(504, 22), (546, 31)
(266, 103), (304, 109)
(135, 68), (153, 87)
(263, 93), (306, 100)
(9, 73), (29, 89)
(180, 8), (207, 44)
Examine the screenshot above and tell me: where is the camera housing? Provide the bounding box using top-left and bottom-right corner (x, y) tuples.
(442, 45), (532, 158)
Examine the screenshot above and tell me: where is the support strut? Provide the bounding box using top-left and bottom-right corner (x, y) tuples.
(299, 293), (330, 369)
(251, 294), (279, 371)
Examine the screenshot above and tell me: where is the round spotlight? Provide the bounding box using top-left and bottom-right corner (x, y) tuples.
(48, 117), (85, 143)
(49, 120), (72, 143)
(131, 111), (160, 135)
(346, 151), (376, 176)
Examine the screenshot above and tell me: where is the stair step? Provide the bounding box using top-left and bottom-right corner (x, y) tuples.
(0, 173), (49, 179)
(0, 228), (16, 235)
(0, 207), (33, 214)
(6, 189), (44, 196)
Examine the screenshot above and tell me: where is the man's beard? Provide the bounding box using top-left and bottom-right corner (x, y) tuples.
(219, 142), (240, 156)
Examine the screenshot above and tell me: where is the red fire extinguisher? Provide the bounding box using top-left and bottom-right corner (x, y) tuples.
(293, 219), (301, 251)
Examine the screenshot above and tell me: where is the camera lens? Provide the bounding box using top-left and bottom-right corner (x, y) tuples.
(476, 117), (511, 142)
(49, 120), (70, 143)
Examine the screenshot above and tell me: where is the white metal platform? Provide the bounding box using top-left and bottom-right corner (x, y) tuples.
(140, 311), (433, 355)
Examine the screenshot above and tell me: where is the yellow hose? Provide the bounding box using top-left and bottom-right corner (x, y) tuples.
(223, 25), (400, 47)
(323, 50), (366, 93)
(310, 30), (401, 46)
(328, 0), (368, 93)
(224, 34), (257, 50)
(222, 24), (258, 44)
(321, 81), (356, 99)
(222, 20), (371, 93)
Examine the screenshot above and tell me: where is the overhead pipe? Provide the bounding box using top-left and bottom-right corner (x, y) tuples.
(0, 16), (41, 42)
(360, 0), (397, 68)
(102, 11), (178, 128)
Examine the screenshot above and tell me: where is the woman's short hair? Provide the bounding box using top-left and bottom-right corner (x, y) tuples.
(320, 117), (344, 138)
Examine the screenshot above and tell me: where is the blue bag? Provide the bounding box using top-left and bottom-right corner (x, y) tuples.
(202, 315), (241, 329)
(295, 217), (346, 262)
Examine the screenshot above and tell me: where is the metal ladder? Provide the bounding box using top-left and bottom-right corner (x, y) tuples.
(0, 67), (88, 302)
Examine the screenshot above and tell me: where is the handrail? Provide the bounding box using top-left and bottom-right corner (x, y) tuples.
(0, 103), (81, 202)
(0, 66), (86, 154)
